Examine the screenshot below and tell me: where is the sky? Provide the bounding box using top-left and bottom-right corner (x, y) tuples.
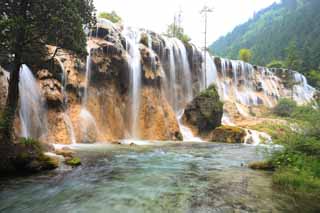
(94, 0), (280, 47)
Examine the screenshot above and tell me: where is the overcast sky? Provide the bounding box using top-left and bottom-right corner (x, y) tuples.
(94, 0), (280, 46)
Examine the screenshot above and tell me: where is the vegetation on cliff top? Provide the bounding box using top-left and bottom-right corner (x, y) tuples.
(210, 0), (320, 87)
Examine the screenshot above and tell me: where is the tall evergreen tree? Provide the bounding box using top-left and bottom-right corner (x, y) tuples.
(0, 0), (96, 143)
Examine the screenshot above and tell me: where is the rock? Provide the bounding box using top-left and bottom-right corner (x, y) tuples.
(65, 157), (81, 166)
(209, 126), (246, 143)
(248, 161), (274, 171)
(184, 85), (223, 133)
(55, 148), (75, 158)
(11, 139), (59, 172)
(37, 69), (54, 80)
(39, 77), (64, 108)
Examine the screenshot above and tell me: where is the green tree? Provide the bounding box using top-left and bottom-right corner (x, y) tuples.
(285, 40), (302, 70)
(266, 60), (285, 68)
(166, 23), (191, 43)
(0, 0), (96, 143)
(239, 49), (252, 62)
(307, 69), (320, 89)
(98, 11), (122, 23)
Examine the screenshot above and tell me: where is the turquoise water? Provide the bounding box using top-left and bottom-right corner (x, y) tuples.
(0, 142), (316, 212)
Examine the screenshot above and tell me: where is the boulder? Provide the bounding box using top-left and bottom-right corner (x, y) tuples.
(209, 126), (246, 143)
(39, 78), (64, 108)
(183, 85), (223, 133)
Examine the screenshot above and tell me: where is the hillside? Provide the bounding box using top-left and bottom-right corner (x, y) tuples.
(210, 0), (320, 75)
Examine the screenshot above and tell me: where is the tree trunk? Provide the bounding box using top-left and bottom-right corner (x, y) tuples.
(0, 0), (28, 144)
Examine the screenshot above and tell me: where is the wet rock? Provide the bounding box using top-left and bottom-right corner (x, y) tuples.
(55, 148), (75, 158)
(184, 85), (223, 133)
(249, 161), (274, 171)
(39, 78), (63, 108)
(65, 157), (81, 166)
(209, 126), (246, 143)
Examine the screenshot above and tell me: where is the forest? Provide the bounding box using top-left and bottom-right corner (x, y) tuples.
(210, 0), (320, 88)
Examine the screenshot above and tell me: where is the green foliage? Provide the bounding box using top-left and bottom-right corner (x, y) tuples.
(269, 104), (320, 196)
(0, 0), (96, 66)
(285, 40), (302, 70)
(98, 11), (121, 23)
(307, 69), (320, 89)
(273, 98), (297, 117)
(239, 48), (252, 62)
(65, 157), (81, 166)
(210, 0), (320, 84)
(19, 137), (38, 146)
(165, 23), (191, 43)
(267, 60), (285, 68)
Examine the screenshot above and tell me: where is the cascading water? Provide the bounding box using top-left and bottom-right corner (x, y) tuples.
(19, 65), (48, 140)
(83, 45), (92, 106)
(123, 29), (142, 139)
(172, 38), (193, 103)
(56, 57), (77, 144)
(161, 36), (201, 141)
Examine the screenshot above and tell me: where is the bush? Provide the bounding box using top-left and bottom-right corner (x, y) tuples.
(266, 60), (285, 68)
(269, 104), (320, 196)
(239, 48), (252, 62)
(273, 98), (297, 117)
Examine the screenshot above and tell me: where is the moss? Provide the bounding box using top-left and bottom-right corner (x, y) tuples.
(184, 84), (223, 133)
(65, 157), (81, 166)
(210, 126), (246, 143)
(249, 160), (274, 170)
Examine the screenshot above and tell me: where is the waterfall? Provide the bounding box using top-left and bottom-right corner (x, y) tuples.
(177, 110), (202, 142)
(56, 57), (77, 144)
(19, 65), (48, 140)
(161, 36), (201, 141)
(172, 38), (193, 102)
(124, 29), (142, 139)
(83, 46), (92, 105)
(293, 72), (315, 104)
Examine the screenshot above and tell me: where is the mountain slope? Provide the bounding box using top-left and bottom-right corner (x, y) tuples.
(210, 0), (320, 73)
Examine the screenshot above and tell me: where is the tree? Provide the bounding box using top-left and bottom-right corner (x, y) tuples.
(307, 69), (320, 89)
(239, 49), (252, 62)
(267, 60), (285, 68)
(166, 23), (191, 43)
(0, 0), (96, 143)
(285, 40), (302, 70)
(98, 11), (122, 23)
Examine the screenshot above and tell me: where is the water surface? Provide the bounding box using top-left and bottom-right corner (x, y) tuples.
(0, 142), (315, 212)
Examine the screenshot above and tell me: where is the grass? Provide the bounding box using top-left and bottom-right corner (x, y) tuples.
(265, 101), (320, 197)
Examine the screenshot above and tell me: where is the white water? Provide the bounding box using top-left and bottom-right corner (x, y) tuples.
(177, 110), (202, 142)
(56, 57), (77, 144)
(124, 29), (142, 139)
(62, 113), (77, 144)
(83, 45), (92, 105)
(19, 65), (48, 139)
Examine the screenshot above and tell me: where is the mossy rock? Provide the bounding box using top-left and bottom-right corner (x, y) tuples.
(248, 161), (274, 171)
(184, 85), (223, 133)
(65, 157), (81, 166)
(209, 126), (246, 143)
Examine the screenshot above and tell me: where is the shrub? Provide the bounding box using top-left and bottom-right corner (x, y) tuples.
(273, 98), (297, 117)
(239, 48), (252, 62)
(266, 60), (285, 68)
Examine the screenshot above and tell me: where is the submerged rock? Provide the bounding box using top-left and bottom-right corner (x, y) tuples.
(184, 85), (223, 133)
(209, 126), (246, 143)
